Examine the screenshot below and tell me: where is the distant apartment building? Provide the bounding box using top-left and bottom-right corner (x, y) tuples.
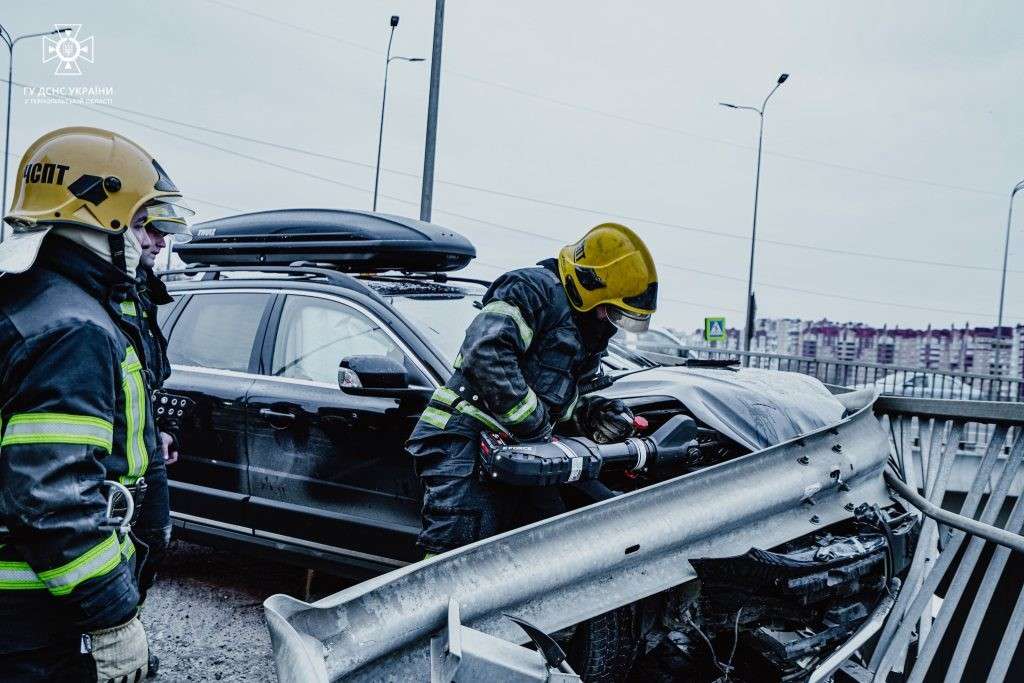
(683, 318), (1022, 380)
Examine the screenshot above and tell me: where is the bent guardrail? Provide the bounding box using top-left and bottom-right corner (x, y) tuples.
(264, 402), (891, 682)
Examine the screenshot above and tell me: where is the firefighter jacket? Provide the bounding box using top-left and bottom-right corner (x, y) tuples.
(135, 266), (173, 390)
(408, 258), (616, 447)
(0, 234), (157, 652)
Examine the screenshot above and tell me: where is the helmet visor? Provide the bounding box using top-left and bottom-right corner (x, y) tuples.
(606, 306), (651, 333)
(143, 198), (196, 243)
(622, 282), (658, 314)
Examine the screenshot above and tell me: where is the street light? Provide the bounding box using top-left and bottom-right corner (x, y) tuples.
(993, 178), (1024, 378)
(0, 24), (72, 242)
(372, 15), (424, 212)
(719, 72), (789, 352)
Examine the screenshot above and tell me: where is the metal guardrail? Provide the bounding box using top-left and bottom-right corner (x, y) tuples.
(865, 397), (1024, 682)
(680, 345), (1022, 402)
(263, 393), (1024, 682)
(264, 402), (892, 682)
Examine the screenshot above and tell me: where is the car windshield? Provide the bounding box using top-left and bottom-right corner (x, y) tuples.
(387, 290), (483, 363)
(605, 342), (656, 371)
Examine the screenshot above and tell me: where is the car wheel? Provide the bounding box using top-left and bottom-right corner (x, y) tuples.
(566, 602), (641, 683)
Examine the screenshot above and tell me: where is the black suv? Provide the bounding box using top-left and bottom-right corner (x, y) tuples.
(162, 208), (675, 578)
(159, 209), (511, 576)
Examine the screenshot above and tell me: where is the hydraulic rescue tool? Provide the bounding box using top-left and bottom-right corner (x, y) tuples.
(479, 414), (700, 487)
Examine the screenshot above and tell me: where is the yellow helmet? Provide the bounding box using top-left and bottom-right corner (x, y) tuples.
(1, 126), (193, 273)
(558, 223), (658, 332)
(5, 126), (189, 232)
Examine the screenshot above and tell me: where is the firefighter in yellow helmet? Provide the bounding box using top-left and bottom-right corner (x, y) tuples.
(406, 223), (657, 556)
(0, 127), (193, 679)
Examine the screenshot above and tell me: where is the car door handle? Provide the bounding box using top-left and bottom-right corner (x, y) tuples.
(259, 408), (295, 422)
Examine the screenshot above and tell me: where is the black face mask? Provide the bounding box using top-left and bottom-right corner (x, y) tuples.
(573, 307), (617, 352)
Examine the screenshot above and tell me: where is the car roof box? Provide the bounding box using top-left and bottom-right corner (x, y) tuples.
(176, 209), (476, 272)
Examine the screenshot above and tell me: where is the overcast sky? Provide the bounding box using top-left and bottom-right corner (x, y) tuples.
(5, 1), (1023, 333)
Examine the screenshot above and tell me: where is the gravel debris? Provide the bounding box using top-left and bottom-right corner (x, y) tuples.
(142, 540), (353, 682)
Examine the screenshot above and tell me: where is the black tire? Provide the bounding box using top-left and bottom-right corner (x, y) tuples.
(567, 602), (642, 683)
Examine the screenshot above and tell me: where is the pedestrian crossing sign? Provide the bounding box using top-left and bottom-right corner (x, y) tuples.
(704, 317), (726, 342)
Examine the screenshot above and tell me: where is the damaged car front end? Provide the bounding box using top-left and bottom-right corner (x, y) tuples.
(637, 506), (918, 681)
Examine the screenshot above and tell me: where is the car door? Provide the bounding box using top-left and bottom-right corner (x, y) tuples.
(245, 292), (429, 565)
(161, 290), (275, 530)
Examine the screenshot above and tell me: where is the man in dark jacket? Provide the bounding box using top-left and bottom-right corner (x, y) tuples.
(130, 204), (191, 456)
(126, 206), (193, 609)
(406, 223), (658, 556)
(0, 127), (193, 680)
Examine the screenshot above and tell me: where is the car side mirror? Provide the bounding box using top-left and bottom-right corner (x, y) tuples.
(339, 355), (432, 400)
(339, 355), (408, 390)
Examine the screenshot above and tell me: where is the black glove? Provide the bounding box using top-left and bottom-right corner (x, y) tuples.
(513, 419), (553, 443)
(575, 396), (635, 444)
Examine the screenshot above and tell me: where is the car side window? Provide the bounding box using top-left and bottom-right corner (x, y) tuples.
(166, 292), (271, 372)
(155, 295), (179, 329)
(271, 295), (412, 385)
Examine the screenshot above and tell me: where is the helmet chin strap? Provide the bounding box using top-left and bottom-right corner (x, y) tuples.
(108, 232), (127, 276)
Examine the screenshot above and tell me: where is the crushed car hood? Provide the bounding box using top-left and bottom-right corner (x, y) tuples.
(601, 365), (845, 451)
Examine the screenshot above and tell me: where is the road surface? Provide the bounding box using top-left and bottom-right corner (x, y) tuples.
(139, 539), (755, 681)
(142, 540), (351, 681)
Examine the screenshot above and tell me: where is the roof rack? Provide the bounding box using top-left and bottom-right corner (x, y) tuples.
(158, 265), (379, 299)
(360, 272), (493, 288)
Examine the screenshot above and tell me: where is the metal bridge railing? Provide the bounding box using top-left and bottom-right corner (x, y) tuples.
(680, 345), (1022, 402)
(867, 397), (1024, 682)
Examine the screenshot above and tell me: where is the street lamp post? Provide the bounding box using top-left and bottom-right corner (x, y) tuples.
(372, 15), (423, 212)
(420, 0), (445, 222)
(993, 178), (1024, 382)
(0, 25), (71, 242)
(719, 72), (789, 352)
